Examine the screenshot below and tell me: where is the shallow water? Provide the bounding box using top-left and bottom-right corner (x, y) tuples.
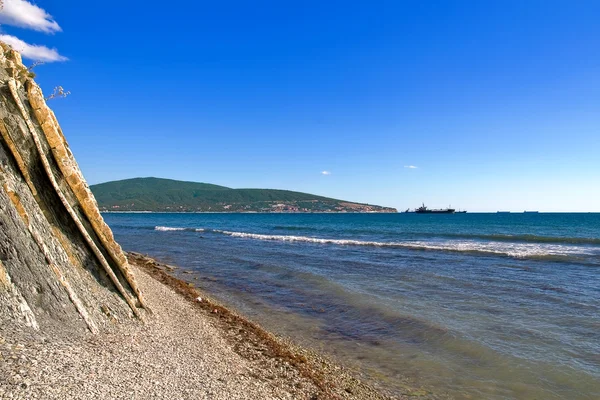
(105, 213), (600, 399)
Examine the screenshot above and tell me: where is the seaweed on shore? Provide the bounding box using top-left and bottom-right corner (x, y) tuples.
(127, 251), (398, 400)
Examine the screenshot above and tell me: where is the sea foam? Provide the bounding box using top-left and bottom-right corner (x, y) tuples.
(154, 226), (598, 262)
(155, 226), (204, 232)
(212, 230), (597, 261)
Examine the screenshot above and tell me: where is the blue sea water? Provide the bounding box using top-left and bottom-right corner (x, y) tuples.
(104, 212), (600, 399)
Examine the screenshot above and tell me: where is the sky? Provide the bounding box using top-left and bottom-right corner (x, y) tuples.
(0, 0), (599, 212)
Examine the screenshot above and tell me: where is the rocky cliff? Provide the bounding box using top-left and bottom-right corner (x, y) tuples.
(0, 42), (146, 334)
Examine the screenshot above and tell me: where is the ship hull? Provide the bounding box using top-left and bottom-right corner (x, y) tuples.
(415, 209), (455, 214)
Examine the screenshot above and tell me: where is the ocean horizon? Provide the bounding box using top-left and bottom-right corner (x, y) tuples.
(105, 212), (600, 399)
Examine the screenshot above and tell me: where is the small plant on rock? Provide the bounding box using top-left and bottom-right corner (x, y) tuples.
(46, 86), (71, 101)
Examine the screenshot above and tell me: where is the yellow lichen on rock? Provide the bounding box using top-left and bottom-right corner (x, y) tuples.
(0, 121), (38, 197)
(3, 184), (30, 227)
(26, 80), (147, 310)
(8, 77), (145, 321)
(0, 42), (32, 84)
(0, 42), (147, 333)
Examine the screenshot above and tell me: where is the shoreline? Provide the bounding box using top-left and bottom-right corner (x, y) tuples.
(100, 211), (600, 214)
(100, 211), (399, 214)
(2, 252), (406, 400)
(126, 252), (412, 400)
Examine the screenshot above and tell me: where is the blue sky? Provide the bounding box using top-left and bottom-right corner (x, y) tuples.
(1, 1), (599, 211)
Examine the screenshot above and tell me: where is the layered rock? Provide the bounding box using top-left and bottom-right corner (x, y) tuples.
(0, 42), (146, 334)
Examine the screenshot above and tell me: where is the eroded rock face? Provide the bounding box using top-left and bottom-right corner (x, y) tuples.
(0, 42), (146, 334)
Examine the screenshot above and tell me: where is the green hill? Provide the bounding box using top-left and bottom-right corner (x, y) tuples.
(90, 177), (397, 213)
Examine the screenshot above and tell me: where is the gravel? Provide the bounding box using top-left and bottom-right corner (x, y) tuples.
(0, 257), (403, 400)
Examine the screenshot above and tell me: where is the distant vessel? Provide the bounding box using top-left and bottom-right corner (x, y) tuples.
(497, 211), (511, 214)
(524, 211), (539, 214)
(414, 203), (456, 214)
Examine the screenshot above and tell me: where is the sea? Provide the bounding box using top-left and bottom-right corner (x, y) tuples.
(104, 212), (600, 400)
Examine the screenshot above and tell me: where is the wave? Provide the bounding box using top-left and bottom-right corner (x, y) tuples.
(150, 225), (600, 247)
(212, 230), (599, 263)
(155, 226), (205, 232)
(272, 228), (600, 246)
(415, 232), (600, 246)
(151, 226), (599, 263)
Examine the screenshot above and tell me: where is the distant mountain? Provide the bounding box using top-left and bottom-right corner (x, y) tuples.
(90, 177), (397, 213)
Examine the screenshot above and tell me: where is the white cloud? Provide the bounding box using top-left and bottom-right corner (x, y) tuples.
(0, 34), (67, 62)
(321, 171), (331, 175)
(0, 0), (61, 33)
(404, 165), (418, 169)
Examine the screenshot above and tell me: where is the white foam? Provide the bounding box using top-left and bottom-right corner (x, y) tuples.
(215, 230), (391, 247)
(153, 227), (596, 259)
(212, 230), (596, 259)
(155, 226), (185, 231)
(154, 226), (204, 232)
(404, 240), (593, 259)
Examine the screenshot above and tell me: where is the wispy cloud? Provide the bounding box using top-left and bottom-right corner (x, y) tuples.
(0, 34), (67, 62)
(0, 1), (66, 62)
(404, 165), (418, 169)
(321, 170), (331, 175)
(0, 0), (61, 33)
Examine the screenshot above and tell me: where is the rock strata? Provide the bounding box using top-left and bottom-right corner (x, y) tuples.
(0, 42), (145, 334)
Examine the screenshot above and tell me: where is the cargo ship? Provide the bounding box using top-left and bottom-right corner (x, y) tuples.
(414, 203), (456, 214)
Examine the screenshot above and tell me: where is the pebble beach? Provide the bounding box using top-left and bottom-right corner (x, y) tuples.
(0, 253), (404, 400)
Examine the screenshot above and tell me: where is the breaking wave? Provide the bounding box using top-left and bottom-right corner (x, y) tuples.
(212, 230), (598, 263)
(153, 226), (599, 263)
(155, 226), (205, 232)
(415, 232), (600, 245)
